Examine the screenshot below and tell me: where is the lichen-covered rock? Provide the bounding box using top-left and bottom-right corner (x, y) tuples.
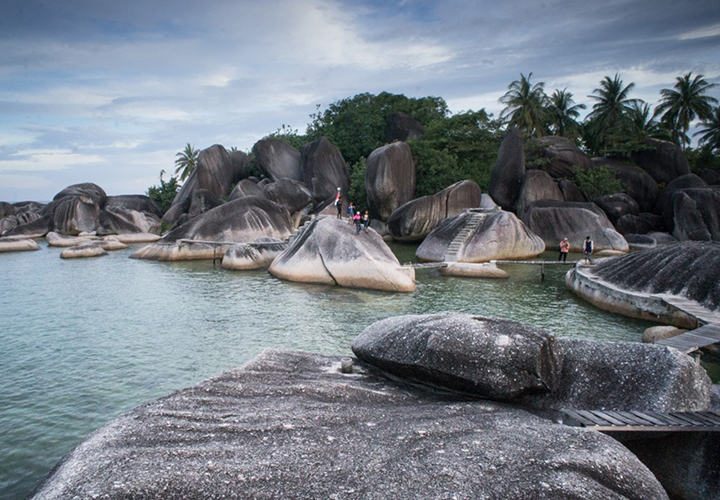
(631, 138), (690, 184)
(301, 137), (350, 203)
(387, 180), (481, 242)
(222, 238), (287, 270)
(352, 313), (562, 400)
(416, 210), (545, 263)
(489, 127), (524, 210)
(30, 350), (668, 500)
(269, 216), (415, 292)
(132, 197), (293, 261)
(515, 170), (563, 216)
(526, 136), (592, 178)
(252, 137), (302, 182)
(365, 142), (416, 221)
(521, 200), (628, 253)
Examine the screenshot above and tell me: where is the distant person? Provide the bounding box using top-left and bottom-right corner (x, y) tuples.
(363, 211), (370, 231)
(584, 236), (594, 263)
(558, 237), (570, 262)
(334, 188), (343, 219)
(354, 211), (362, 234)
(347, 202), (354, 222)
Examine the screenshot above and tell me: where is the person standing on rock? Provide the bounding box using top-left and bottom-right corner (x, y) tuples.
(584, 236), (594, 263)
(363, 211), (370, 231)
(354, 211), (362, 234)
(558, 237), (570, 262)
(347, 202), (354, 223)
(334, 188), (343, 219)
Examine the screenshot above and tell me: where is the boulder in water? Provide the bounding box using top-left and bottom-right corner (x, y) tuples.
(0, 238), (40, 252)
(50, 183), (108, 235)
(269, 216), (415, 292)
(1, 214), (51, 238)
(222, 238), (287, 270)
(60, 242), (108, 259)
(46, 231), (96, 247)
(387, 180), (481, 242)
(365, 142), (416, 221)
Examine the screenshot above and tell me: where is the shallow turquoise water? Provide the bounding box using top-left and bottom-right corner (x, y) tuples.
(0, 242), (656, 498)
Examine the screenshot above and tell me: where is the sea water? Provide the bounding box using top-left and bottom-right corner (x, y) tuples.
(0, 241), (656, 498)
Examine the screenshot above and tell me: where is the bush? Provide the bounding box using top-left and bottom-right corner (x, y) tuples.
(573, 167), (625, 200)
(146, 171), (179, 215)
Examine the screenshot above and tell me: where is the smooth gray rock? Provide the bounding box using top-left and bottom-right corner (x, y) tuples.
(672, 187), (720, 241)
(262, 178), (315, 214)
(592, 158), (659, 212)
(416, 210), (545, 263)
(52, 183), (108, 206)
(0, 238), (40, 252)
(50, 183), (108, 235)
(654, 173), (708, 222)
(697, 168), (720, 186)
(624, 233), (658, 250)
(593, 193), (640, 226)
(98, 207), (162, 235)
(30, 350), (668, 500)
(631, 138), (690, 184)
(365, 142), (416, 221)
(269, 216), (415, 292)
(252, 137), (302, 182)
(387, 180), (481, 242)
(0, 201), (15, 219)
(1, 214), (51, 238)
(228, 150), (249, 180)
(489, 127), (524, 210)
(615, 214), (656, 235)
(12, 201), (45, 213)
(222, 237), (286, 270)
(384, 111), (424, 142)
(353, 313), (562, 400)
(301, 137), (350, 203)
(228, 178), (266, 201)
(515, 169), (563, 216)
(521, 200), (628, 253)
(105, 195), (162, 217)
(527, 136), (592, 178)
(557, 179), (586, 203)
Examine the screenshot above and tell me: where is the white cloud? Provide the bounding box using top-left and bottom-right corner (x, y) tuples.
(678, 22), (720, 40)
(0, 149), (107, 172)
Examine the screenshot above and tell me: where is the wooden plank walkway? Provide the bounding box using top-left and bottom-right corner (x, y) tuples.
(656, 323), (720, 353)
(562, 409), (720, 432)
(402, 262), (448, 269)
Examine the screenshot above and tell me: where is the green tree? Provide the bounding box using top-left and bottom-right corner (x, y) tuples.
(174, 143), (199, 182)
(625, 102), (669, 142)
(146, 170), (180, 215)
(547, 89), (586, 140)
(656, 72), (718, 148)
(269, 124), (308, 150)
(499, 72), (550, 138)
(694, 106), (720, 154)
(574, 167), (625, 200)
(585, 74), (641, 154)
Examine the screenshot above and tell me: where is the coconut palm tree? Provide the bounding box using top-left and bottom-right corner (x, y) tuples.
(656, 72), (718, 148)
(694, 106), (720, 153)
(547, 89), (586, 139)
(499, 72), (550, 138)
(625, 102), (667, 142)
(586, 74), (641, 153)
(174, 143), (199, 182)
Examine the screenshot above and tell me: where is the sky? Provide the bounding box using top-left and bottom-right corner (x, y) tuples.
(1, 0), (719, 202)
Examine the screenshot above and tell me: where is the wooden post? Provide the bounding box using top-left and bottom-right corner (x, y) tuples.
(541, 262), (545, 281)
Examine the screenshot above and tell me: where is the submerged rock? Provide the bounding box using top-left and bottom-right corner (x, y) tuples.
(31, 349), (668, 500)
(416, 210), (544, 263)
(269, 216), (415, 292)
(60, 242), (108, 259)
(222, 237), (287, 270)
(0, 238), (40, 252)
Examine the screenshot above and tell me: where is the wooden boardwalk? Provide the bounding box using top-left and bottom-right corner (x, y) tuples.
(656, 323), (720, 353)
(402, 262), (448, 269)
(562, 409), (720, 432)
(492, 259), (580, 280)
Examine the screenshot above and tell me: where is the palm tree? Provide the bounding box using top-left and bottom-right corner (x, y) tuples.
(586, 74), (641, 153)
(694, 106), (720, 153)
(626, 102), (667, 142)
(656, 72), (718, 148)
(499, 72), (550, 138)
(174, 143), (199, 182)
(547, 89), (586, 139)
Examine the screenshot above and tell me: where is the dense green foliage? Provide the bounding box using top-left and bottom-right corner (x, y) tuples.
(146, 170), (180, 214)
(574, 167), (625, 200)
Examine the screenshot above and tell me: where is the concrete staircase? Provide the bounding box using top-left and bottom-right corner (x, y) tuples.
(444, 212), (486, 262)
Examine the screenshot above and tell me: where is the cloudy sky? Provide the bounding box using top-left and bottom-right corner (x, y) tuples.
(1, 0), (719, 202)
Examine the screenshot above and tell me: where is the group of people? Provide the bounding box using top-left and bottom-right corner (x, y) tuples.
(334, 188), (369, 235)
(558, 236), (594, 263)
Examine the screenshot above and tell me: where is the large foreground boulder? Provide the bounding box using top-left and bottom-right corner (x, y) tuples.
(488, 127), (524, 210)
(365, 142), (415, 221)
(252, 137), (302, 182)
(31, 349), (669, 500)
(50, 183), (108, 235)
(522, 200), (628, 253)
(566, 241), (720, 327)
(269, 216), (415, 292)
(131, 197), (293, 261)
(416, 210), (545, 262)
(387, 180), (481, 242)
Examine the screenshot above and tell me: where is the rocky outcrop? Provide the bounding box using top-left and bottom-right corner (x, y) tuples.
(515, 170), (563, 216)
(655, 173), (708, 223)
(566, 242), (720, 327)
(671, 188), (720, 241)
(46, 231), (95, 247)
(592, 158), (659, 212)
(252, 137), (302, 182)
(132, 197), (293, 261)
(489, 127), (524, 210)
(222, 238), (287, 270)
(384, 111), (424, 142)
(30, 349), (668, 500)
(593, 193), (640, 226)
(49, 183), (108, 235)
(631, 138), (690, 184)
(1, 214), (51, 238)
(269, 216), (415, 292)
(353, 313), (562, 400)
(301, 137), (350, 203)
(105, 195), (162, 217)
(0, 201), (15, 219)
(365, 142), (415, 221)
(416, 210), (545, 263)
(387, 180), (481, 242)
(0, 238), (40, 252)
(521, 200), (628, 253)
(98, 208), (161, 235)
(557, 179), (586, 203)
(262, 178), (315, 214)
(228, 179), (265, 201)
(0, 210), (43, 236)
(615, 214), (657, 235)
(527, 136), (592, 178)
